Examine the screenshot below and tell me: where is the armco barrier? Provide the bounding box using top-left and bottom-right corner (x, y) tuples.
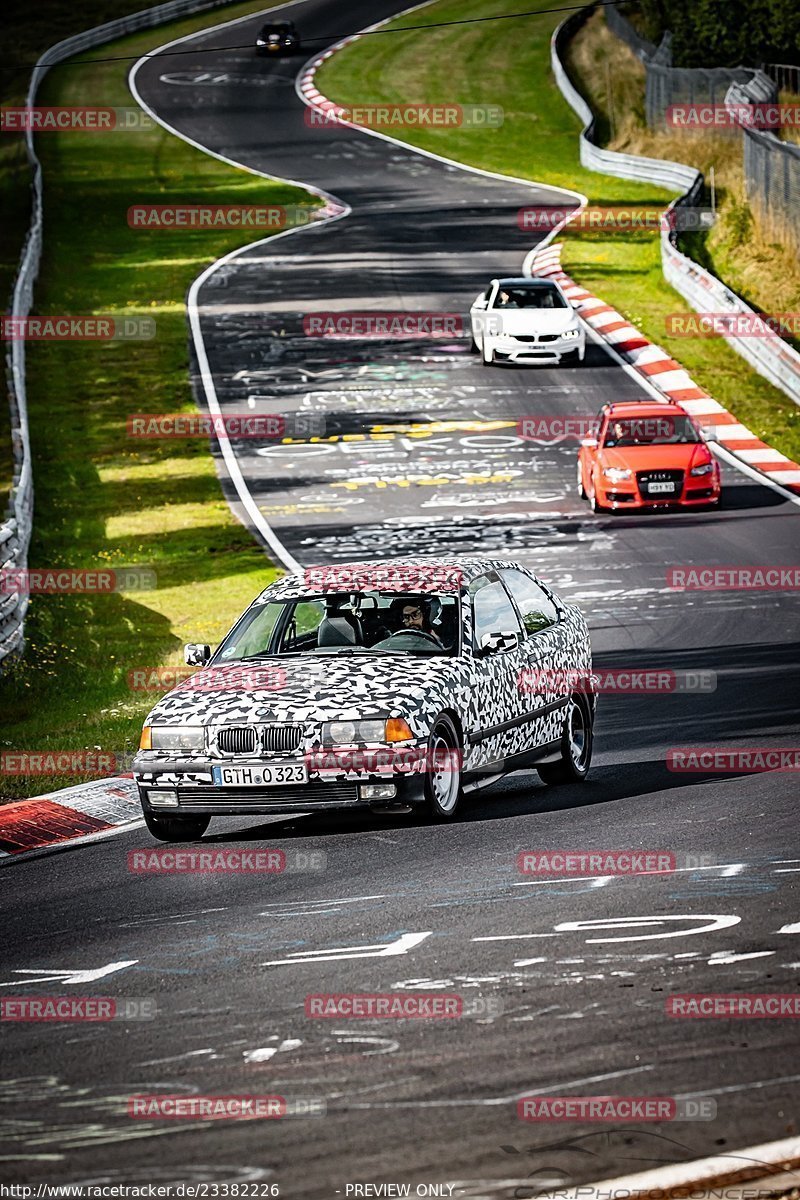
(551, 7), (800, 410)
(1, 0), (239, 667)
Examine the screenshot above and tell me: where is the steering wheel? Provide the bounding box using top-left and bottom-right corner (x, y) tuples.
(385, 629), (442, 647)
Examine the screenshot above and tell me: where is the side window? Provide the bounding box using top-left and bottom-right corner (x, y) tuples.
(470, 575), (523, 650)
(500, 569), (559, 636)
(484, 285), (494, 302)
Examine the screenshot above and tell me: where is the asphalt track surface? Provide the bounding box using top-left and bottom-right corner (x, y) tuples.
(2, 0), (799, 1193)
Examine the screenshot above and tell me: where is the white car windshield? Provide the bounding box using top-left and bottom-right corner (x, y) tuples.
(216, 592), (460, 660)
(492, 285), (568, 309)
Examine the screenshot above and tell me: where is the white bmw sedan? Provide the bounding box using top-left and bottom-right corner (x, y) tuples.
(470, 276), (585, 366)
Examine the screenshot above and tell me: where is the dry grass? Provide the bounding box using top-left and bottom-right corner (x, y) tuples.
(568, 11), (800, 313)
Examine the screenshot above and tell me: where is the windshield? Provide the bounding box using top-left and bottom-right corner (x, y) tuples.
(492, 285), (567, 310)
(602, 414), (701, 447)
(215, 591), (460, 660)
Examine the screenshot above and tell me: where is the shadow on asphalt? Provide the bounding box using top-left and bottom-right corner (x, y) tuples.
(200, 638), (798, 843)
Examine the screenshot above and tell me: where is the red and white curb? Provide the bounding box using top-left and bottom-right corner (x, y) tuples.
(297, 38), (361, 119)
(530, 241), (800, 495)
(541, 1134), (800, 1200)
(0, 777), (141, 863)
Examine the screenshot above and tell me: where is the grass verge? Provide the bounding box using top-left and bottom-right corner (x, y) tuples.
(316, 0), (800, 464)
(0, 0), (318, 802)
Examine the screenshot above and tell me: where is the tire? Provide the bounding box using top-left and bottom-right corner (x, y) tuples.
(577, 459), (587, 499)
(589, 478), (606, 513)
(143, 810), (210, 842)
(425, 715), (463, 820)
(537, 693), (593, 785)
(482, 340), (495, 366)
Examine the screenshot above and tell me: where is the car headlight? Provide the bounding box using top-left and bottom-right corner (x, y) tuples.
(690, 462), (714, 476)
(559, 328), (579, 339)
(323, 719), (413, 745)
(602, 467), (632, 482)
(256, 37), (266, 45)
(141, 726), (205, 751)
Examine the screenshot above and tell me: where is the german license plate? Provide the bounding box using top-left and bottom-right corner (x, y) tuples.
(212, 764), (307, 787)
(648, 481), (675, 494)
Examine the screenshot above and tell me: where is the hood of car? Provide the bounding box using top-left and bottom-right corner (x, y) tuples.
(598, 443), (710, 471)
(145, 655), (459, 727)
(490, 309), (577, 335)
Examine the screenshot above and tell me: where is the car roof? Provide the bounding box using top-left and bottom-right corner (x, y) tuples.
(256, 558), (533, 602)
(261, 19), (294, 27)
(493, 277), (559, 286)
(603, 401), (687, 416)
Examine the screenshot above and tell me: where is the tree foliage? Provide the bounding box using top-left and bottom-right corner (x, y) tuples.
(627, 0), (800, 67)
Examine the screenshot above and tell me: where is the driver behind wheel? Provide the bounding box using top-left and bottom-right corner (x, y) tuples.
(395, 597), (443, 646)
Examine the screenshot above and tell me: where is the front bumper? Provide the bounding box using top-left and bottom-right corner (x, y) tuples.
(597, 479), (721, 509)
(491, 332), (584, 363)
(134, 751), (428, 814)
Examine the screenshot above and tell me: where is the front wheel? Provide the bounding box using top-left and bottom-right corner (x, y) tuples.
(143, 810), (210, 842)
(425, 715), (463, 819)
(589, 478), (606, 513)
(537, 693), (593, 785)
(577, 458), (587, 499)
(482, 339), (495, 366)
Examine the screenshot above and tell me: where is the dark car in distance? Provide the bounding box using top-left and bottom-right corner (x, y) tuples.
(255, 20), (301, 54)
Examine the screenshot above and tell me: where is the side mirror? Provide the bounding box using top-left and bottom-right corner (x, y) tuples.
(580, 437), (598, 449)
(473, 296), (487, 309)
(479, 630), (520, 655)
(184, 643), (211, 666)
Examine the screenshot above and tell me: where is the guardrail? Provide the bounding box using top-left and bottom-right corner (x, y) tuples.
(1, 0), (238, 666)
(550, 6), (800, 409)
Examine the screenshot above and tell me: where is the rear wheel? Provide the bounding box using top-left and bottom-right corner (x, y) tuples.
(537, 693), (593, 785)
(143, 811), (210, 842)
(425, 715), (462, 819)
